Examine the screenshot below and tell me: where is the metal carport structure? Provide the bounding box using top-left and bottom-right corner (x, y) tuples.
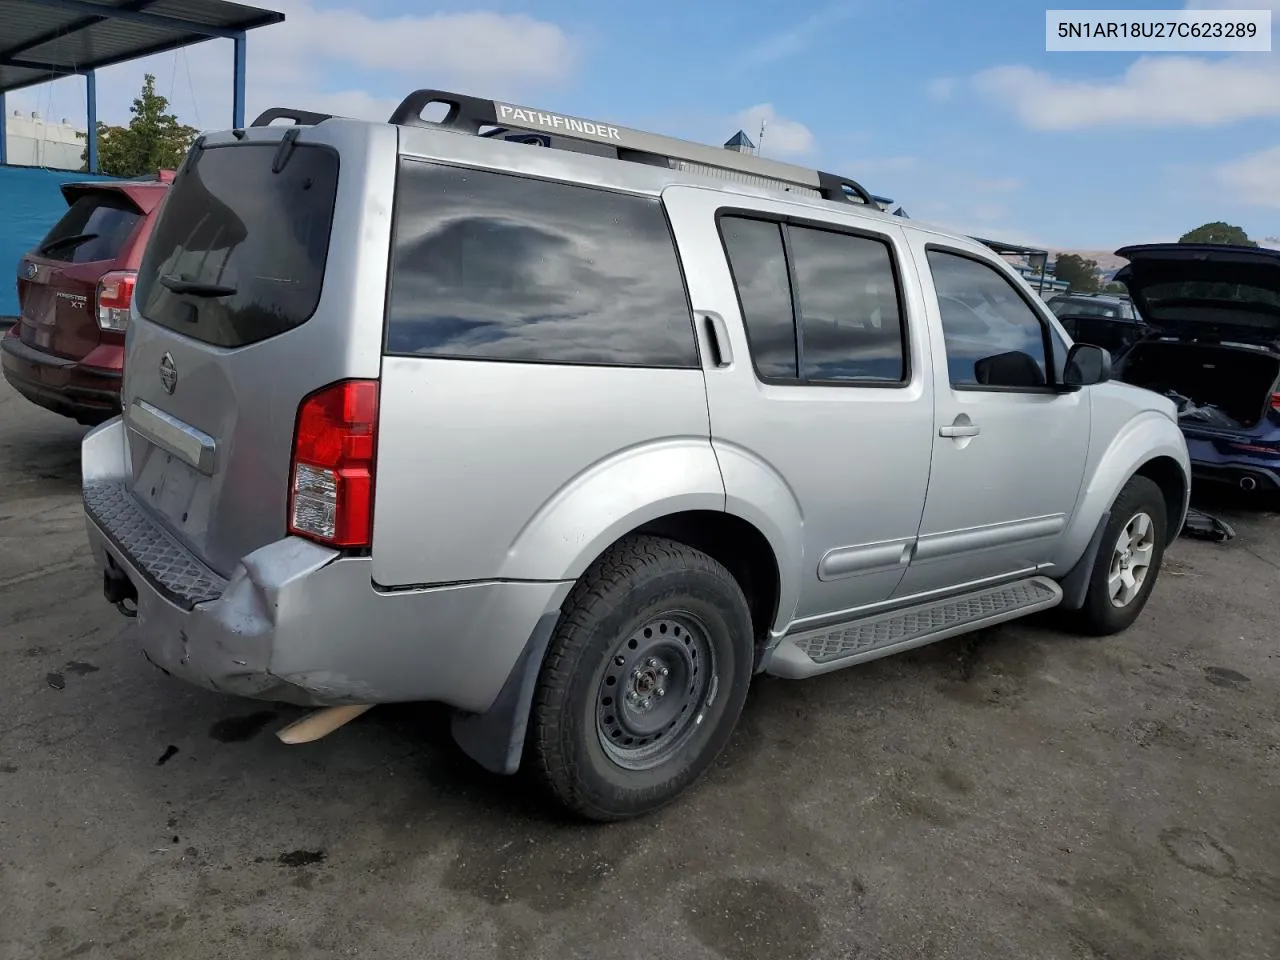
(0, 0), (284, 171)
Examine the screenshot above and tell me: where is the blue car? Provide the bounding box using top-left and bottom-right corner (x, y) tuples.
(1111, 243), (1280, 494)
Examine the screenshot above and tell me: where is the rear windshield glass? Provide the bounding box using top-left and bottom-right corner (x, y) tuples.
(1144, 281), (1280, 311)
(1049, 298), (1122, 319)
(135, 142), (339, 349)
(385, 160), (697, 368)
(37, 191), (142, 263)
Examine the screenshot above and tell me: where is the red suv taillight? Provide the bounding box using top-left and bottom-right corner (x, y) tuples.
(96, 270), (136, 331)
(1271, 391), (1280, 412)
(287, 380), (379, 548)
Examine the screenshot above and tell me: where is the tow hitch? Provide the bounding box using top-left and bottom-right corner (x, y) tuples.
(103, 568), (138, 618)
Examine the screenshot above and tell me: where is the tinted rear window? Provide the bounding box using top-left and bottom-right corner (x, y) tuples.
(135, 142), (339, 348)
(385, 160), (697, 368)
(37, 191), (142, 263)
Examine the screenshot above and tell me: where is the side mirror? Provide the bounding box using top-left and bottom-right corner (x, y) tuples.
(1063, 342), (1112, 388)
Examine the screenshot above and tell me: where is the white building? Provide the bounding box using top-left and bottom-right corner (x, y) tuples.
(4, 110), (86, 171)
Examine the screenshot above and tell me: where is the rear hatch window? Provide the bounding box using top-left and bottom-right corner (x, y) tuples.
(134, 141), (340, 348)
(35, 189), (142, 263)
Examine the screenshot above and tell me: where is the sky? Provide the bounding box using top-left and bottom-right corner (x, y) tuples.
(6, 0), (1279, 250)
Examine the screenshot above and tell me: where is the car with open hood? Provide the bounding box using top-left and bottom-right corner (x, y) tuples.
(1110, 243), (1280, 494)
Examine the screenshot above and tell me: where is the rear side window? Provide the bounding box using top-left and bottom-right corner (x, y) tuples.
(720, 214), (907, 384)
(135, 142), (339, 349)
(385, 160), (697, 368)
(37, 191), (142, 263)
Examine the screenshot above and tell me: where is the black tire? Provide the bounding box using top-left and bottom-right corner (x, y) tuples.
(1073, 475), (1168, 636)
(530, 534), (754, 821)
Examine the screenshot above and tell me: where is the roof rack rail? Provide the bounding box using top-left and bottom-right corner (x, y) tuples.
(250, 107), (335, 128)
(386, 88), (878, 207)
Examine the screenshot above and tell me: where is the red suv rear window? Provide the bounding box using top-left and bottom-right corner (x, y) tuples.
(35, 190), (143, 264)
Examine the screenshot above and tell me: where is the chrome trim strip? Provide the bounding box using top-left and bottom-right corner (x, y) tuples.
(126, 399), (217, 475)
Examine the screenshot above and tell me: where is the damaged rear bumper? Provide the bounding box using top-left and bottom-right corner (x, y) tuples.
(81, 418), (571, 710)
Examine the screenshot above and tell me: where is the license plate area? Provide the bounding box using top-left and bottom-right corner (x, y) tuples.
(130, 441), (211, 537)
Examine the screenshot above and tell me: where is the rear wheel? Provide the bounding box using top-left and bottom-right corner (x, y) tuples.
(1074, 475), (1168, 636)
(530, 535), (754, 821)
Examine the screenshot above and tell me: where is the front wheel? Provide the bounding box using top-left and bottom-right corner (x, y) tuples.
(529, 535), (754, 821)
(1073, 475), (1169, 636)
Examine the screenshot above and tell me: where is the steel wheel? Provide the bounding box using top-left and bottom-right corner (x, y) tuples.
(1108, 511), (1156, 608)
(595, 613), (718, 771)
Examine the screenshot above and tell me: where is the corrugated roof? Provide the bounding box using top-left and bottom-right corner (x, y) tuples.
(0, 0), (284, 94)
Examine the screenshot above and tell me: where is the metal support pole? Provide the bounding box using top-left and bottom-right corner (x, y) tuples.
(86, 68), (98, 172)
(232, 32), (246, 128)
(0, 91), (7, 166)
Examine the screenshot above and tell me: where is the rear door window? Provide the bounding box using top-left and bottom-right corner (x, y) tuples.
(37, 191), (142, 263)
(134, 142), (340, 349)
(385, 160), (697, 368)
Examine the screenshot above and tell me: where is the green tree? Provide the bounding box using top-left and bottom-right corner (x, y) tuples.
(81, 74), (198, 177)
(1053, 253), (1100, 293)
(1178, 221), (1257, 246)
(1103, 281), (1127, 294)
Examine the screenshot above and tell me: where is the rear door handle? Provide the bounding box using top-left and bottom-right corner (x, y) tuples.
(939, 423), (981, 438)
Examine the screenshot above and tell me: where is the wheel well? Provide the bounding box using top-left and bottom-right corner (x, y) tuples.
(1134, 456), (1186, 544)
(632, 511), (781, 656)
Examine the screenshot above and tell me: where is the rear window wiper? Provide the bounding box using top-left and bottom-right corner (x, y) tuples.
(38, 232), (98, 255)
(160, 274), (237, 297)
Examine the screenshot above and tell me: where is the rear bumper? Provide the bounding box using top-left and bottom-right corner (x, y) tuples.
(1186, 435), (1280, 491)
(1190, 460), (1280, 492)
(1, 329), (122, 424)
(81, 418), (571, 709)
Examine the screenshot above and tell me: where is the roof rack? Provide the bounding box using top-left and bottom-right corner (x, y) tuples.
(251, 88), (878, 207)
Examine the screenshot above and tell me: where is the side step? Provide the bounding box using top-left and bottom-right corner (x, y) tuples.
(766, 576), (1062, 680)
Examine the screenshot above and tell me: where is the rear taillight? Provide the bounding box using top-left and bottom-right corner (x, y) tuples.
(1271, 392), (1280, 412)
(288, 380), (379, 548)
(96, 270), (136, 331)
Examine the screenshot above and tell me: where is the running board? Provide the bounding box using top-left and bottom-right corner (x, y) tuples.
(766, 576), (1062, 679)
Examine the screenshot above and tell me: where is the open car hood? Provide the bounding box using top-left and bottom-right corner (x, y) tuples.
(1113, 243), (1280, 344)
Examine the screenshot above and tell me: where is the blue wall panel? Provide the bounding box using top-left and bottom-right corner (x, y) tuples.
(0, 165), (118, 318)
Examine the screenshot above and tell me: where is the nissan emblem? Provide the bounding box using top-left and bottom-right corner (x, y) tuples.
(159, 352), (178, 394)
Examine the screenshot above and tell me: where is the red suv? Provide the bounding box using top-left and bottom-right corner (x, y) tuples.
(2, 171), (173, 424)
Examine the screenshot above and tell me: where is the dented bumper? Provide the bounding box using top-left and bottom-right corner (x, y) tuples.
(81, 418), (570, 710)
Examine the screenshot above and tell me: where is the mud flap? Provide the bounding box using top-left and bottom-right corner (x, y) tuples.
(450, 610), (560, 776)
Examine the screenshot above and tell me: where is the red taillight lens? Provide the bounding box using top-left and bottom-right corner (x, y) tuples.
(96, 269), (136, 331)
(287, 379), (379, 548)
(1270, 392), (1280, 412)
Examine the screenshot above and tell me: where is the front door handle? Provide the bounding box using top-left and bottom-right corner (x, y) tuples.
(939, 422), (981, 438)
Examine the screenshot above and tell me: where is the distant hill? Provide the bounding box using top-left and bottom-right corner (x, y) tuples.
(1053, 249), (1130, 279)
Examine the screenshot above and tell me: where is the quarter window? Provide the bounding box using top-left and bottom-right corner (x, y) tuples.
(385, 161), (697, 368)
(928, 250), (1051, 389)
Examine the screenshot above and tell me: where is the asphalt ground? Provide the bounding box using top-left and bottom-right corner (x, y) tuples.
(2, 378), (1277, 960)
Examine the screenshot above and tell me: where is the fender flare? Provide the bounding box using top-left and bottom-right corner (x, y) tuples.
(1053, 411), (1190, 575)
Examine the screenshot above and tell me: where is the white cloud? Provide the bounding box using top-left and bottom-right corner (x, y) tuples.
(974, 55), (1280, 130)
(732, 104), (815, 157)
(968, 0), (1280, 131)
(1215, 145), (1280, 208)
(7, 0), (578, 132)
(927, 77), (957, 102)
(739, 2), (861, 68)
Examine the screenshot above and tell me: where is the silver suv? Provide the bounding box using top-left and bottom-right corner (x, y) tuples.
(80, 89), (1190, 821)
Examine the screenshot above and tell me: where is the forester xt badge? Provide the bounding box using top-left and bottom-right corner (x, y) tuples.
(494, 102), (622, 142)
